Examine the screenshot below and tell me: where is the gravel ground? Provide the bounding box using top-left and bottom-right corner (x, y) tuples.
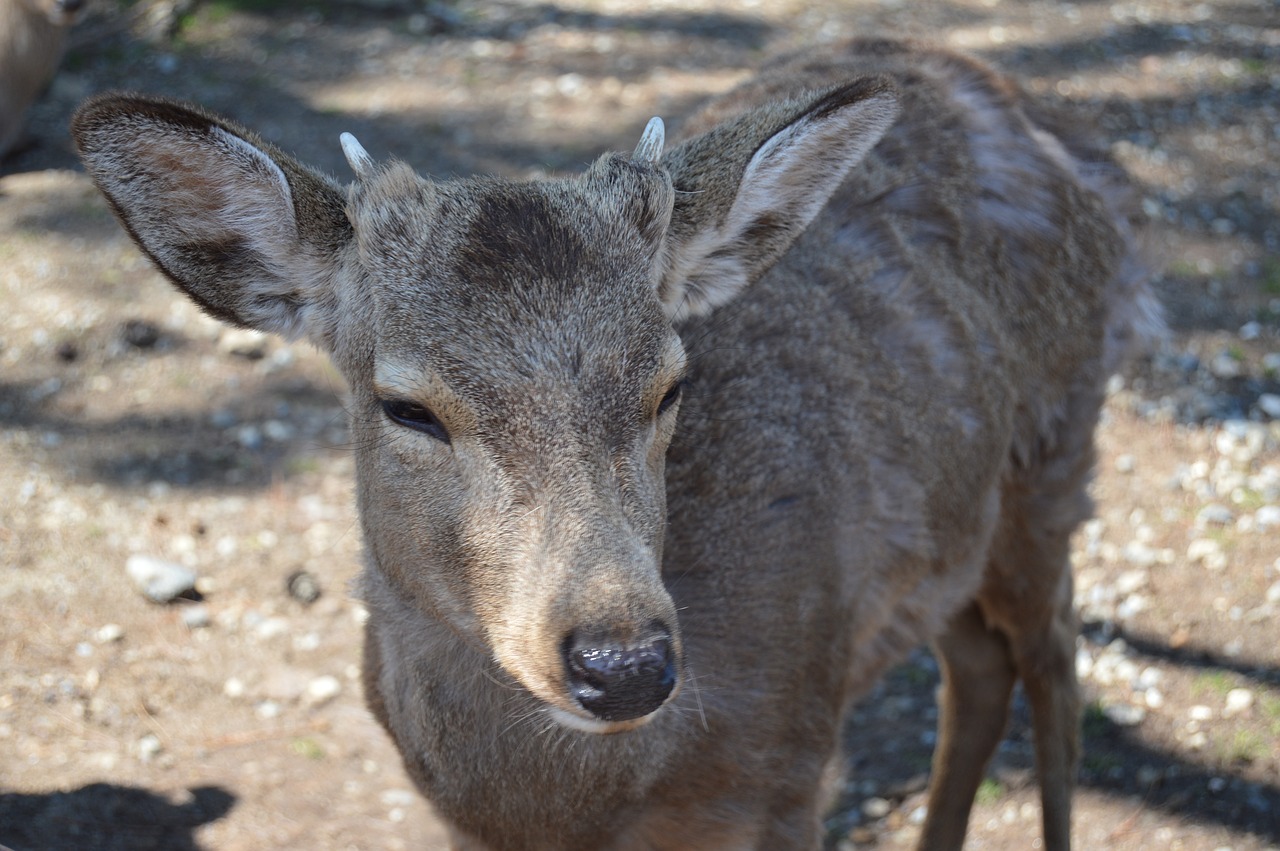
(1, 0), (1279, 849)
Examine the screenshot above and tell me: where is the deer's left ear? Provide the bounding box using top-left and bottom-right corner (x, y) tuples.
(657, 78), (900, 322)
(72, 93), (354, 348)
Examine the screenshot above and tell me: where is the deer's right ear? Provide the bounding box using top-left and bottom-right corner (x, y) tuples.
(72, 93), (353, 348)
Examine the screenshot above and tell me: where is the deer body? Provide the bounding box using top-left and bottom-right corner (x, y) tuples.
(73, 38), (1155, 851)
(1, 0), (86, 159)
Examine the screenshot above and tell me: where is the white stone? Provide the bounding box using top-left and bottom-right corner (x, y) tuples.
(1210, 352), (1242, 379)
(1116, 594), (1148, 620)
(254, 617), (291, 640)
(1196, 504), (1234, 527)
(94, 623), (125, 644)
(1223, 688), (1254, 717)
(1254, 505), (1280, 529)
(218, 328), (269, 359)
(1116, 570), (1148, 595)
(1187, 538), (1222, 563)
(1122, 542), (1159, 567)
(380, 788), (417, 808)
(137, 734), (162, 762)
(1105, 703), (1146, 726)
(263, 420), (295, 442)
(862, 797), (892, 819)
(1258, 394), (1280, 419)
(181, 605), (211, 629)
(1189, 704), (1214, 722)
(255, 700), (282, 720)
(125, 555), (197, 603)
(306, 675), (342, 705)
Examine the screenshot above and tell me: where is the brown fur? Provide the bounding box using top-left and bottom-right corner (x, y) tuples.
(71, 37), (1158, 851)
(0, 0), (87, 159)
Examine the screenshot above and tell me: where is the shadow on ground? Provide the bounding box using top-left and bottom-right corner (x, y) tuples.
(0, 783), (235, 851)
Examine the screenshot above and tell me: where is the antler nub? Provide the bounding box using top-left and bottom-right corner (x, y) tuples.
(340, 132), (375, 180)
(633, 117), (665, 164)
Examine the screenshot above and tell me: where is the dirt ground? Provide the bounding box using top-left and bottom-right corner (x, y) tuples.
(1, 0), (1278, 848)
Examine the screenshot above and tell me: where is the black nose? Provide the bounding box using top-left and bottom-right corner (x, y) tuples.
(58, 0), (87, 15)
(563, 633), (676, 722)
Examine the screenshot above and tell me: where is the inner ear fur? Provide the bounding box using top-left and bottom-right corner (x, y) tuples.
(656, 77), (901, 321)
(72, 93), (352, 343)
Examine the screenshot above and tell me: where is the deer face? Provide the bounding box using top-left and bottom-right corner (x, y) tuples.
(347, 160), (686, 729)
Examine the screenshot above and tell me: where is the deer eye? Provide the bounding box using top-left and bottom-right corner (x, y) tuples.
(656, 380), (684, 417)
(381, 398), (450, 444)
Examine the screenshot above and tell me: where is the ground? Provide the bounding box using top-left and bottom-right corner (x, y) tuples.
(1, 0), (1278, 849)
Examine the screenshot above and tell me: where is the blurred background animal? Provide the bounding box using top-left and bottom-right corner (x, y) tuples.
(1, 0), (89, 160)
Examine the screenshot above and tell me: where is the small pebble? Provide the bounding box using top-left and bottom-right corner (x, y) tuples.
(94, 623), (125, 644)
(263, 420), (295, 442)
(121, 319), (161, 349)
(255, 617), (290, 640)
(306, 675), (342, 706)
(1189, 705), (1214, 722)
(1105, 703), (1146, 726)
(1209, 352), (1242, 379)
(1223, 688), (1254, 717)
(125, 555), (197, 604)
(218, 328), (269, 359)
(287, 570), (322, 605)
(1254, 506), (1280, 529)
(861, 797), (892, 820)
(1196, 504), (1234, 528)
(380, 789), (417, 808)
(1186, 538), (1222, 562)
(137, 734), (163, 763)
(1116, 570), (1148, 595)
(181, 605), (211, 629)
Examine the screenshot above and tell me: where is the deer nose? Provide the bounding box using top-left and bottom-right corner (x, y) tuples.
(563, 633), (676, 722)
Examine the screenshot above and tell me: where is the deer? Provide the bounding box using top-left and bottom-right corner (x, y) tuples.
(71, 36), (1158, 851)
(1, 0), (89, 160)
